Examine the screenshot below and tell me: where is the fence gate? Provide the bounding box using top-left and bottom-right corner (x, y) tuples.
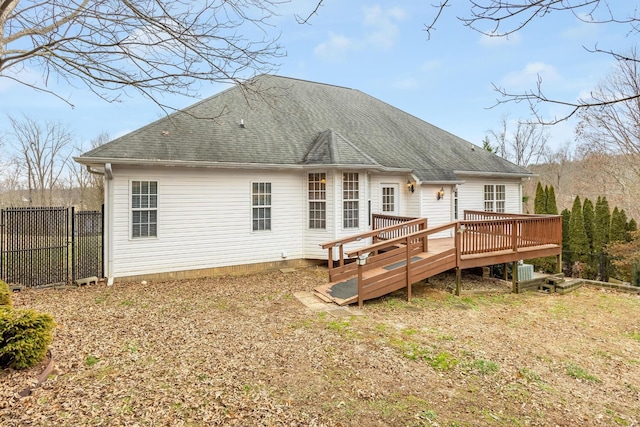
(0, 207), (103, 288)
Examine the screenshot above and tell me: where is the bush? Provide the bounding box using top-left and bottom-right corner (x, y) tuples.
(0, 307), (55, 369)
(0, 280), (12, 307)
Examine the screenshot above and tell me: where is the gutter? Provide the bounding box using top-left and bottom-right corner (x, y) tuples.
(85, 163), (113, 180)
(74, 157), (412, 174)
(453, 170), (538, 179)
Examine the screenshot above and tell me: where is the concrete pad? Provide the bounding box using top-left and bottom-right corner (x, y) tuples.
(293, 291), (364, 316)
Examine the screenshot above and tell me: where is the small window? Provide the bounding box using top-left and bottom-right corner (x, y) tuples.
(308, 173), (326, 229)
(343, 172), (359, 228)
(131, 181), (157, 238)
(484, 184), (506, 213)
(495, 185), (506, 213)
(252, 182), (271, 231)
(382, 186), (395, 212)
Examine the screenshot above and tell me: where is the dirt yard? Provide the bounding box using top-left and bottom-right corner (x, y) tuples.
(1, 267), (639, 426)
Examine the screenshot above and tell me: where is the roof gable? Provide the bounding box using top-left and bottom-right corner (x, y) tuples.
(302, 129), (380, 166)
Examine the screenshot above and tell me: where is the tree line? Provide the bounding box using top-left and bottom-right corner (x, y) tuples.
(532, 182), (639, 285)
(0, 116), (105, 211)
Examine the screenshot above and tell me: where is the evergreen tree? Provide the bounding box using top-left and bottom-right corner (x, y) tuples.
(561, 208), (571, 247)
(583, 198), (595, 251)
(561, 209), (572, 266)
(628, 218), (638, 233)
(482, 136), (495, 153)
(593, 196), (611, 253)
(569, 196), (589, 261)
(610, 207), (627, 243)
(546, 185), (559, 215)
(534, 182), (546, 214)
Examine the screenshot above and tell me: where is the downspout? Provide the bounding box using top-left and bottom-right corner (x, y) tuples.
(86, 163), (114, 285)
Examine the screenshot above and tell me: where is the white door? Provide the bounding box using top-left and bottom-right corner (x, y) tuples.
(381, 184), (398, 216)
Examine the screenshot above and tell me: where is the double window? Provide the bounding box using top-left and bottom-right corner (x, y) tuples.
(308, 173), (326, 229)
(484, 184), (505, 213)
(252, 182), (271, 231)
(131, 181), (157, 238)
(343, 172), (359, 228)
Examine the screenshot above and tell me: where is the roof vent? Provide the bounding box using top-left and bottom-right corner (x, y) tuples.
(240, 119), (245, 128)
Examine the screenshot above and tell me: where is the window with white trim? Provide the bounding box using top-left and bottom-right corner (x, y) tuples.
(131, 180), (157, 238)
(308, 173), (326, 229)
(343, 172), (359, 228)
(252, 182), (271, 231)
(382, 186), (395, 213)
(484, 184), (506, 213)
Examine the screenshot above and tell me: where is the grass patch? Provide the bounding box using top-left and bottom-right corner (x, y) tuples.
(566, 363), (600, 383)
(426, 351), (459, 371)
(466, 359), (499, 375)
(628, 331), (640, 342)
(85, 355), (100, 366)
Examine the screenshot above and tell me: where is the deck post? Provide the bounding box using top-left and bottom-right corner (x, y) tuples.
(455, 268), (461, 296)
(357, 262), (364, 308)
(406, 237), (412, 302)
(503, 263), (508, 281)
(511, 261), (518, 293)
(556, 252), (562, 274)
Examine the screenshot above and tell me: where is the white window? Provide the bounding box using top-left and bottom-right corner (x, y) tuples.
(131, 181), (157, 238)
(343, 172), (359, 228)
(382, 186), (395, 213)
(484, 184), (506, 213)
(454, 187), (458, 220)
(252, 182), (271, 231)
(308, 173), (326, 229)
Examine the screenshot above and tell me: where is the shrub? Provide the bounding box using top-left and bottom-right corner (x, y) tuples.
(0, 280), (12, 307)
(0, 307), (55, 369)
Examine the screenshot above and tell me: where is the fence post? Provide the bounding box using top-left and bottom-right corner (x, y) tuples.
(70, 206), (75, 284)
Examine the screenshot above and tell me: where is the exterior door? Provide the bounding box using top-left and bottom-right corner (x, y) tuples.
(381, 184), (398, 216)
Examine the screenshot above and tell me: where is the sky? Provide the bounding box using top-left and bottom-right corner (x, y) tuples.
(0, 1), (633, 157)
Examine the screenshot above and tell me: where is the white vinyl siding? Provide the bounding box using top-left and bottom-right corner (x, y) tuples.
(456, 178), (522, 216)
(107, 167), (305, 278)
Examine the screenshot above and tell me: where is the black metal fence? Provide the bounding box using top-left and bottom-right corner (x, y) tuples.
(0, 206), (103, 288)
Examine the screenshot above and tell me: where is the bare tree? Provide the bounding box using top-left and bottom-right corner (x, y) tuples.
(1, 0), (284, 110)
(486, 116), (549, 167)
(540, 140), (574, 191)
(425, 1), (640, 123)
(576, 48), (640, 178)
(66, 132), (109, 210)
(7, 115), (73, 206)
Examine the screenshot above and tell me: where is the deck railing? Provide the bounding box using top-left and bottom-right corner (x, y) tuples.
(458, 214), (562, 256)
(372, 214), (421, 240)
(319, 213), (563, 305)
(320, 216), (427, 282)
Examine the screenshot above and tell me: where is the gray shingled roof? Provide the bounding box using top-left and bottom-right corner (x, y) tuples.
(77, 74), (534, 182)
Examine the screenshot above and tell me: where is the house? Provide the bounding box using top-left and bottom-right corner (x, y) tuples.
(75, 74), (535, 283)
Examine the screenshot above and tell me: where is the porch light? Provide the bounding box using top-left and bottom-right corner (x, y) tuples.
(437, 187), (445, 200)
(407, 180), (415, 193)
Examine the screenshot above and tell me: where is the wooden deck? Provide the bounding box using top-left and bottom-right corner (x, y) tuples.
(317, 212), (563, 306)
